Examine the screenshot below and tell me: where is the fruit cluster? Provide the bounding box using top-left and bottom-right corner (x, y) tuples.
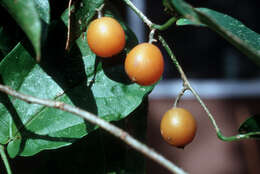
(87, 16), (196, 147)
(87, 16), (164, 86)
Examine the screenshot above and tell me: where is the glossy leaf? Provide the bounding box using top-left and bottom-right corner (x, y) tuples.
(165, 0), (260, 65)
(239, 115), (260, 138)
(176, 18), (205, 26)
(0, 0), (42, 60)
(0, 14), (152, 157)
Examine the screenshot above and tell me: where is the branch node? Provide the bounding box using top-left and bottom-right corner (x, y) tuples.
(148, 29), (157, 44)
(120, 132), (127, 139)
(96, 4), (105, 18)
(55, 101), (65, 109)
(174, 86), (188, 108)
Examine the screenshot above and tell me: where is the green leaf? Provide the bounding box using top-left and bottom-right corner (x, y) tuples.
(239, 115), (260, 138)
(0, 15), (152, 157)
(176, 18), (205, 26)
(196, 8), (260, 64)
(60, 0), (134, 51)
(0, 0), (43, 60)
(165, 0), (260, 65)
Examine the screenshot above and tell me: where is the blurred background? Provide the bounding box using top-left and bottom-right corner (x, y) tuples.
(125, 0), (260, 174)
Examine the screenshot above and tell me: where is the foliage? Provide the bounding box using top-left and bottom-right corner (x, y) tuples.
(0, 0), (153, 159)
(164, 0), (260, 65)
(0, 0), (260, 173)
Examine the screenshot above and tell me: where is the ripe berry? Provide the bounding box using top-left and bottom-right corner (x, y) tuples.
(160, 107), (197, 147)
(87, 16), (125, 58)
(124, 43), (164, 86)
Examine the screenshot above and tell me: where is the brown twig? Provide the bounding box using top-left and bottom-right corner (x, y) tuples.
(65, 0), (73, 50)
(0, 84), (187, 174)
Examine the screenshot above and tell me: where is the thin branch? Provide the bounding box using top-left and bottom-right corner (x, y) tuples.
(96, 4), (105, 18)
(123, 0), (152, 27)
(158, 35), (220, 132)
(124, 0), (260, 142)
(65, 0), (73, 50)
(158, 35), (260, 141)
(0, 145), (12, 174)
(0, 84), (187, 174)
(123, 0), (176, 30)
(152, 17), (177, 31)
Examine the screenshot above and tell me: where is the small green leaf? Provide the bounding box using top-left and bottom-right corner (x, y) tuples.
(239, 115), (260, 138)
(165, 0), (260, 65)
(0, 0), (42, 60)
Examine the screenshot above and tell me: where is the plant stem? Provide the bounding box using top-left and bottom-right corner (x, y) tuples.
(65, 0), (73, 50)
(123, 0), (176, 30)
(217, 131), (260, 141)
(0, 84), (187, 174)
(152, 17), (177, 30)
(174, 86), (188, 108)
(158, 35), (260, 141)
(125, 0), (260, 142)
(157, 36), (188, 84)
(148, 29), (156, 43)
(123, 0), (260, 142)
(190, 86), (260, 141)
(0, 145), (12, 174)
(158, 35), (221, 132)
(96, 4), (105, 18)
